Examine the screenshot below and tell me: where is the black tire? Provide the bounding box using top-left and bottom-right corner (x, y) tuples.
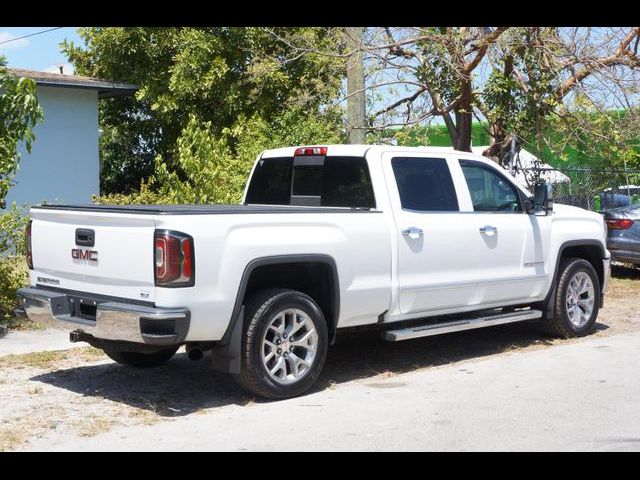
(544, 257), (600, 338)
(233, 288), (329, 400)
(103, 346), (179, 368)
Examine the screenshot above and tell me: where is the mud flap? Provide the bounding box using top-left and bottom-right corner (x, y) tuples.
(211, 307), (244, 374)
(543, 283), (557, 321)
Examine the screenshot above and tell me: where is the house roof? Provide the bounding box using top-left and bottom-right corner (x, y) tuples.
(7, 68), (138, 99)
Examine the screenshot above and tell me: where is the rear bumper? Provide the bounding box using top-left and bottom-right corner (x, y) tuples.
(17, 287), (189, 346)
(608, 247), (640, 264)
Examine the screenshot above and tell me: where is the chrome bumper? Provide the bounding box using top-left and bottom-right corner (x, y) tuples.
(17, 287), (189, 346)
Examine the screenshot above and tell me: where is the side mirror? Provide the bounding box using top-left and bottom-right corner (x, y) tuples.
(523, 197), (534, 214)
(533, 182), (553, 215)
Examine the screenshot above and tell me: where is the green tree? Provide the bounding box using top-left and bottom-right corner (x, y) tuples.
(480, 27), (640, 165)
(96, 106), (345, 205)
(0, 56), (43, 204)
(63, 27), (344, 194)
(309, 27), (640, 163)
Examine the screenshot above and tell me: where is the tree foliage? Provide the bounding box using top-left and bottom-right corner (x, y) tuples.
(96, 106), (344, 205)
(0, 57), (43, 203)
(287, 27), (640, 165)
(63, 27), (344, 194)
(0, 204), (29, 325)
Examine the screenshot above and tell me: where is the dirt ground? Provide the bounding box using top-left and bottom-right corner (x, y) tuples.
(1, 264), (639, 451)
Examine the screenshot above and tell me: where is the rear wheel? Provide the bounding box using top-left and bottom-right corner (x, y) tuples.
(233, 288), (328, 400)
(544, 257), (600, 338)
(103, 346), (179, 368)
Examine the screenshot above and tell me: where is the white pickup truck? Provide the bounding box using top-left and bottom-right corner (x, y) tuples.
(18, 145), (611, 399)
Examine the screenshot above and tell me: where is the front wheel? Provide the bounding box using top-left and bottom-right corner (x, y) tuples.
(233, 288), (329, 400)
(103, 345), (179, 368)
(544, 257), (600, 338)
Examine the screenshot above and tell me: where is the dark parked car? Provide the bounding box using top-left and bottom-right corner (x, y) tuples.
(604, 203), (640, 266)
(600, 186), (640, 210)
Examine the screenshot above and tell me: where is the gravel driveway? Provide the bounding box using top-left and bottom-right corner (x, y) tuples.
(2, 265), (639, 451)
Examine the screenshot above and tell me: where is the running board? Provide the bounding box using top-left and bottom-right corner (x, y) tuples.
(382, 309), (543, 342)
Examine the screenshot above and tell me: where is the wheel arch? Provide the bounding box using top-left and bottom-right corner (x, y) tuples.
(540, 239), (606, 319)
(222, 254), (340, 346)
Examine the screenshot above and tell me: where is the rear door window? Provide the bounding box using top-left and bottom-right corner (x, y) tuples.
(391, 157), (459, 212)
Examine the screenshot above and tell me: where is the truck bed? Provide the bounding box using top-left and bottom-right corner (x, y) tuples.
(31, 204), (379, 215)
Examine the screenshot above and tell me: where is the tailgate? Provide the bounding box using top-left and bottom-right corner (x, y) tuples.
(29, 207), (157, 302)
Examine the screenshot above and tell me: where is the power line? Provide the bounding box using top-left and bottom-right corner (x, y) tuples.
(0, 27), (64, 46)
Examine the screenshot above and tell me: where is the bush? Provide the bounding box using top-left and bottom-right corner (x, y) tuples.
(0, 204), (29, 326)
(0, 258), (28, 327)
(0, 203), (28, 256)
(93, 179), (172, 205)
(153, 115), (250, 204)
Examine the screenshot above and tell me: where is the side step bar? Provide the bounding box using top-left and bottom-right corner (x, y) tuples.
(382, 309), (543, 342)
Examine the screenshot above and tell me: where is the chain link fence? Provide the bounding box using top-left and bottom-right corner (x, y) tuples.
(517, 166), (640, 211)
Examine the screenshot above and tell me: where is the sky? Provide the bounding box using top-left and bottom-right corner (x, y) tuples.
(0, 27), (83, 73)
(1, 26), (634, 126)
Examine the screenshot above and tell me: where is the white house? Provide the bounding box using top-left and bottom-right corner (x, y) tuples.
(5, 68), (137, 206)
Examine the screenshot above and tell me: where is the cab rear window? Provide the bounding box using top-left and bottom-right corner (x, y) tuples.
(245, 157), (292, 205)
(245, 156), (376, 209)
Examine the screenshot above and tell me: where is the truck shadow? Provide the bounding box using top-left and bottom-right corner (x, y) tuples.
(316, 320), (609, 391)
(30, 319), (609, 416)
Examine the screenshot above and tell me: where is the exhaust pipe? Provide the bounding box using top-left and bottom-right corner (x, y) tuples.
(186, 343), (213, 361)
(187, 347), (204, 361)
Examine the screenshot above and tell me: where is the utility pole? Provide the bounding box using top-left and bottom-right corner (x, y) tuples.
(345, 27), (366, 144)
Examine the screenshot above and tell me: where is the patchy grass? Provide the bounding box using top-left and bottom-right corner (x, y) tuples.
(0, 426), (26, 452)
(12, 319), (49, 331)
(27, 385), (43, 395)
(127, 408), (160, 426)
(77, 416), (117, 437)
(608, 266), (640, 299)
(0, 347), (105, 369)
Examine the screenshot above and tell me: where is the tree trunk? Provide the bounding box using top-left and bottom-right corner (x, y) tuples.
(452, 81), (473, 152)
(345, 27), (366, 144)
(484, 123), (510, 165)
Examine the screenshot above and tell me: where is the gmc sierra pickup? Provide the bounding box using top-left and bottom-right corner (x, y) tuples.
(18, 145), (611, 399)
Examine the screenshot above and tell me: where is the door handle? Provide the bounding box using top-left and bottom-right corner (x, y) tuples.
(479, 225), (497, 236)
(402, 227), (423, 240)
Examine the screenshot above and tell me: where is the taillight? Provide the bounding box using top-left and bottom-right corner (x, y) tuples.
(606, 219), (634, 230)
(154, 230), (195, 287)
(25, 220), (33, 270)
(294, 146), (328, 156)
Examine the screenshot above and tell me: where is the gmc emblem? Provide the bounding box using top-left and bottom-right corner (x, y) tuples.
(71, 248), (98, 262)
